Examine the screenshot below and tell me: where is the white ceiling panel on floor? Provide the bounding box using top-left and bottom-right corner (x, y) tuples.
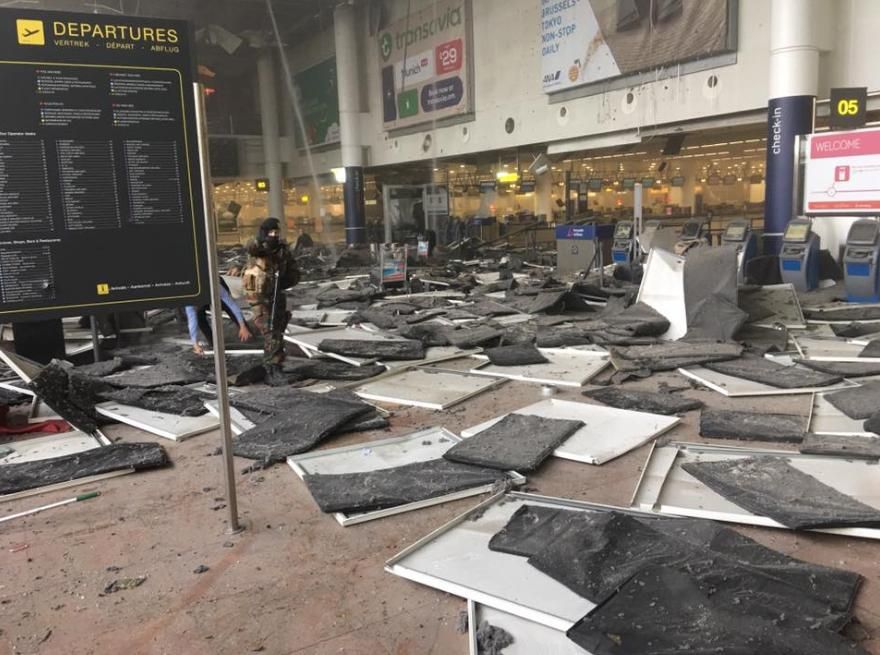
(460, 398), (679, 465)
(636, 248), (687, 340)
(802, 303), (880, 324)
(792, 336), (880, 362)
(0, 348), (44, 383)
(203, 401), (256, 436)
(95, 402), (218, 441)
(284, 326), (410, 366)
(0, 430), (102, 465)
(809, 392), (875, 437)
(739, 284), (806, 329)
(631, 442), (880, 540)
(678, 366), (858, 397)
(354, 367), (506, 410)
(386, 493), (601, 631)
(469, 347), (609, 388)
(467, 601), (590, 655)
(287, 427), (524, 527)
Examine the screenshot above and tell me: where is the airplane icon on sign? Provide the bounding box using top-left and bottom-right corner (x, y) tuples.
(16, 19), (45, 45)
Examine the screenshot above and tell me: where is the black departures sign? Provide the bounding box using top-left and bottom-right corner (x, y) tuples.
(0, 8), (209, 321)
(830, 87), (868, 130)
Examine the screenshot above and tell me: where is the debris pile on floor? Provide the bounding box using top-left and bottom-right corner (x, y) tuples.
(4, 239), (880, 652)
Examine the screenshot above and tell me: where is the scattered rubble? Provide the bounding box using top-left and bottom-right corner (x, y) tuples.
(6, 238), (880, 651)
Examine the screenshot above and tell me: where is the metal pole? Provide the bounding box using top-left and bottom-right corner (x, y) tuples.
(194, 83), (242, 534)
(564, 170), (573, 220)
(89, 316), (101, 363)
(383, 185), (393, 244)
(633, 182), (643, 261)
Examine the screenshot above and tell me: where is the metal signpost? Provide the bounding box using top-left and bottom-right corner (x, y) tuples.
(0, 8), (240, 531)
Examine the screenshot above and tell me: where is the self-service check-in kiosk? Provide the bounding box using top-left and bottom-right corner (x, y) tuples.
(779, 218), (820, 292)
(673, 218), (709, 256)
(611, 220), (635, 264)
(721, 219), (759, 284)
(843, 218), (880, 302)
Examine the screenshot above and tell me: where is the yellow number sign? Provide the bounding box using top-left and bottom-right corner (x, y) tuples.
(837, 99), (860, 116)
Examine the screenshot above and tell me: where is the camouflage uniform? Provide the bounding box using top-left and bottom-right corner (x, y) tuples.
(243, 238), (297, 365)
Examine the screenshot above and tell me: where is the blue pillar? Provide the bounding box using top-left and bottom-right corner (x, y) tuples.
(764, 95), (815, 249)
(344, 166), (367, 245)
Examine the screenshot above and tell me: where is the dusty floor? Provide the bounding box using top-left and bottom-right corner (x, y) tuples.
(1, 369), (880, 655)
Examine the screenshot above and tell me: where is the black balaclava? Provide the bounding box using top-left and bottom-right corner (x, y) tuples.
(257, 217), (282, 250)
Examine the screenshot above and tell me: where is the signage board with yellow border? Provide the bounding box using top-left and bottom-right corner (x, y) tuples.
(0, 8), (209, 321)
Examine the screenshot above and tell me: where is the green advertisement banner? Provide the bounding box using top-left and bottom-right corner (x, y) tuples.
(294, 57), (340, 148)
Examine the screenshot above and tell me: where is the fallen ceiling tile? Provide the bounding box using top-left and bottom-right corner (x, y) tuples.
(288, 427), (524, 526)
(470, 347), (609, 388)
(461, 399), (680, 465)
(631, 442), (880, 539)
(354, 368), (505, 410)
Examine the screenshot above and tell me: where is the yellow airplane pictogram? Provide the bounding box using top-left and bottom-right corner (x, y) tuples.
(16, 19), (45, 45)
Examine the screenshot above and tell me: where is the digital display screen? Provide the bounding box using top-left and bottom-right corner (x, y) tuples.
(588, 178), (602, 190)
(725, 225), (747, 241)
(671, 176), (685, 187)
(622, 178), (636, 189)
(784, 222), (810, 242)
(848, 221), (879, 244)
(681, 221), (701, 238)
(614, 222), (633, 239)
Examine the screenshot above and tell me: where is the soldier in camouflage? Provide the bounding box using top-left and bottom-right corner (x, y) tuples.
(242, 218), (299, 368)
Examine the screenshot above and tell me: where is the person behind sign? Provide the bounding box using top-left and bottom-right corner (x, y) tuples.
(242, 218), (299, 368)
(185, 276), (251, 355)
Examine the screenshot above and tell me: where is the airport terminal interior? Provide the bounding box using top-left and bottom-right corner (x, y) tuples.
(3, 0), (880, 653)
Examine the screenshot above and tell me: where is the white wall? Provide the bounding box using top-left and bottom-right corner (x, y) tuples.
(825, 0), (880, 95)
(813, 216), (861, 260)
(278, 0), (880, 179)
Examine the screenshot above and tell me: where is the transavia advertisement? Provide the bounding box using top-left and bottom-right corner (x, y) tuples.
(378, 0), (473, 131)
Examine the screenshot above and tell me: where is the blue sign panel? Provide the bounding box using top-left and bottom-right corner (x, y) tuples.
(421, 76), (464, 112)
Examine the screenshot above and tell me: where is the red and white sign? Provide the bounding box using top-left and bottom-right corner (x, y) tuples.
(435, 38), (463, 75)
(805, 128), (880, 213)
